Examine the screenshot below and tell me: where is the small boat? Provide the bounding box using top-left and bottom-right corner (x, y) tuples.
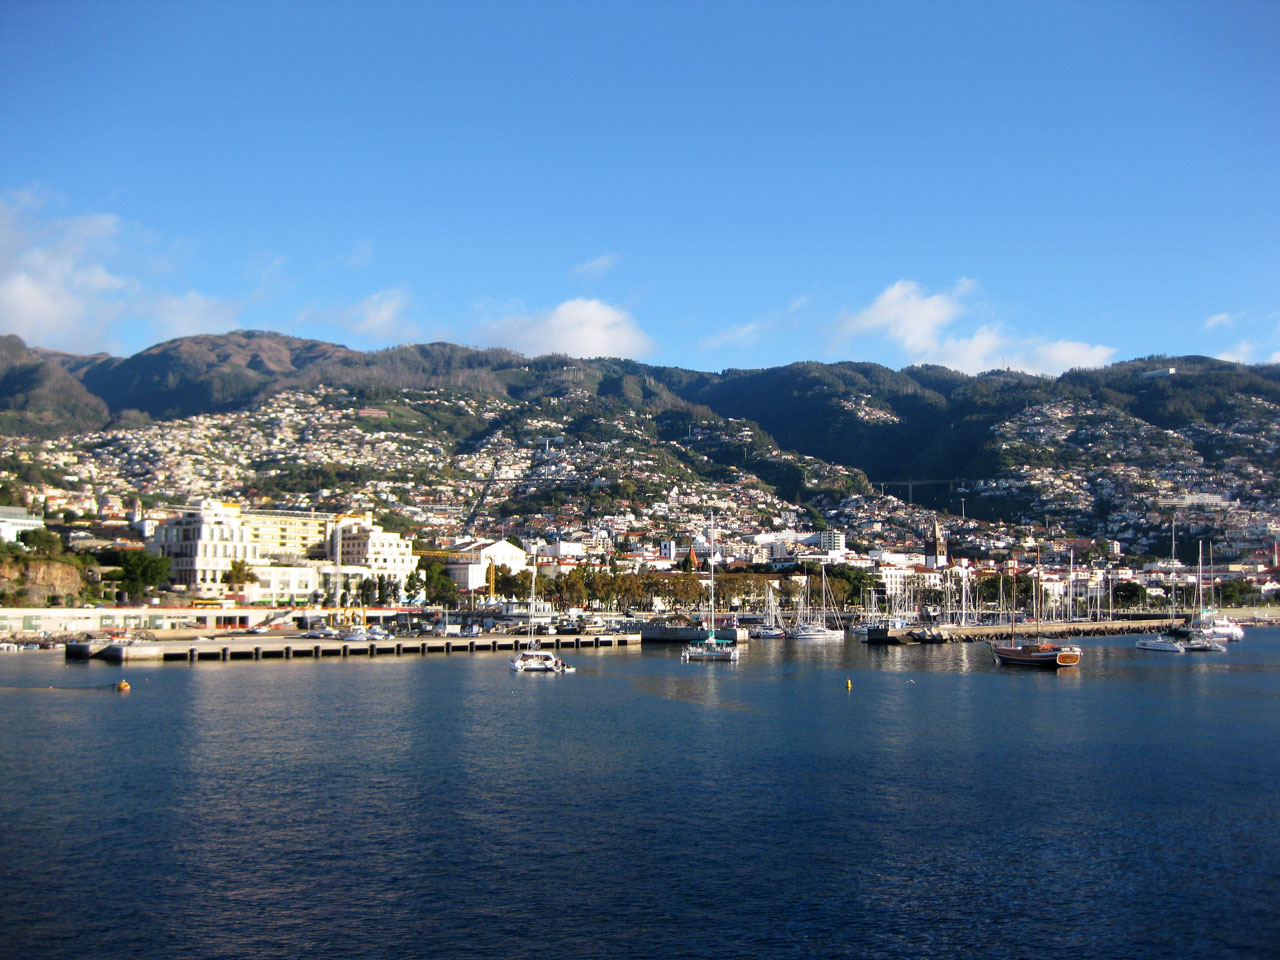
(1193, 614), (1244, 642)
(680, 512), (742, 662)
(790, 565), (843, 641)
(509, 559), (575, 673)
(1136, 636), (1184, 652)
(509, 649), (574, 673)
(750, 582), (787, 639)
(1180, 632), (1227, 653)
(987, 638), (1082, 668)
(986, 548), (1081, 669)
(790, 623), (843, 641)
(681, 637), (740, 662)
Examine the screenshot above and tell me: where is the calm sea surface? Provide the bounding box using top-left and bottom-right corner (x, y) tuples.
(2, 630), (1278, 959)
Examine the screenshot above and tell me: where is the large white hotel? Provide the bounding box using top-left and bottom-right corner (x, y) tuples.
(147, 500), (416, 604)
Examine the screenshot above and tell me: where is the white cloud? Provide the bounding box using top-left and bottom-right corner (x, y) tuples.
(341, 287), (412, 340)
(833, 278), (1114, 375)
(0, 193), (245, 353)
(1205, 312), (1234, 329)
(835, 278), (976, 355)
(479, 298), (653, 359)
(1216, 340), (1255, 364)
(569, 253), (621, 281)
(0, 200), (135, 350)
(149, 290), (241, 339)
(345, 240), (374, 270)
(699, 322), (764, 351)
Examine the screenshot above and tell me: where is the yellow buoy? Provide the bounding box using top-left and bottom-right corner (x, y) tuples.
(116, 680), (131, 693)
(846, 678), (852, 690)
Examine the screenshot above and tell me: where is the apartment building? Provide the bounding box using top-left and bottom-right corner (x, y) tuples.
(147, 500), (414, 601)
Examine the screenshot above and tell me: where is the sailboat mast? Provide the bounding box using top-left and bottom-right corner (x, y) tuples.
(708, 511), (716, 639)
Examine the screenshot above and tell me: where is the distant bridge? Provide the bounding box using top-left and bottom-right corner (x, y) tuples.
(873, 479), (979, 503)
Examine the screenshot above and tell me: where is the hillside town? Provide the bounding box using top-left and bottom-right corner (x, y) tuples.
(0, 386), (1277, 616)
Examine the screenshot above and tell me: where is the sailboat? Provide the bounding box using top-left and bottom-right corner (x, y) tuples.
(749, 581), (787, 639)
(1190, 542), (1245, 641)
(1179, 543), (1227, 651)
(790, 564), (843, 641)
(510, 553), (575, 673)
(682, 513), (740, 662)
(1141, 537), (1188, 652)
(986, 550), (1082, 668)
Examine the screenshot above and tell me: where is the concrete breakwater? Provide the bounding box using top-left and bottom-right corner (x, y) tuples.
(873, 618), (1182, 644)
(69, 633), (642, 663)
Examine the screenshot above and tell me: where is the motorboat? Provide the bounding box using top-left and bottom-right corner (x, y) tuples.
(790, 622), (843, 641)
(1193, 614), (1244, 642)
(986, 638), (1082, 668)
(509, 649), (575, 673)
(1136, 635), (1184, 652)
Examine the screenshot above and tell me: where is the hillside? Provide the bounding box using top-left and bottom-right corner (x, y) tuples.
(7, 331), (1280, 529)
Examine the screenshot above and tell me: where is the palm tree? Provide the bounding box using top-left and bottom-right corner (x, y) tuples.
(221, 559), (259, 594)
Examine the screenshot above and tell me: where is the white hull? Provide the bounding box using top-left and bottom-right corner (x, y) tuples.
(1137, 637), (1184, 652)
(791, 625), (843, 641)
(509, 650), (574, 673)
(681, 641), (739, 662)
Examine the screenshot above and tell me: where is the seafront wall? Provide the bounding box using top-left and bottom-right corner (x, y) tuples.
(70, 632), (641, 663)
(0, 604), (389, 638)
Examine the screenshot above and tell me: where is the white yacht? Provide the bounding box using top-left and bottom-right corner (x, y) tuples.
(790, 564), (843, 640)
(1193, 614), (1244, 642)
(791, 622), (843, 641)
(510, 559), (575, 673)
(509, 649), (574, 673)
(1136, 636), (1184, 653)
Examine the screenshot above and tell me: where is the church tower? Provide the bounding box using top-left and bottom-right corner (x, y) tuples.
(925, 518), (947, 569)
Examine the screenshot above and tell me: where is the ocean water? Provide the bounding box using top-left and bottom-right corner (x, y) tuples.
(2, 631), (1278, 959)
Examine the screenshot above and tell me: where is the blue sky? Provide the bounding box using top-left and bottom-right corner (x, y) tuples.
(2, 1), (1277, 374)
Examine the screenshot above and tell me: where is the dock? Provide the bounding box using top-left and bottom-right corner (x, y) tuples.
(69, 633), (642, 663)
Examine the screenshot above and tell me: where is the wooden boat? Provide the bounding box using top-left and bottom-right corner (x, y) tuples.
(987, 638), (1081, 667)
(987, 548), (1081, 668)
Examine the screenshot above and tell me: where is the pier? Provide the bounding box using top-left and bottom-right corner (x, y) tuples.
(68, 632), (642, 663)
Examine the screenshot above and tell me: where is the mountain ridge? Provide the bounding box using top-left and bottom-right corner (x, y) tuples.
(8, 331), (1280, 517)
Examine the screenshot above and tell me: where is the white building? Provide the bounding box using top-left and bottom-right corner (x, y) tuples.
(0, 507), (45, 543)
(818, 530), (846, 552)
(147, 500), (415, 603)
(444, 538), (530, 592)
(333, 522), (416, 584)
